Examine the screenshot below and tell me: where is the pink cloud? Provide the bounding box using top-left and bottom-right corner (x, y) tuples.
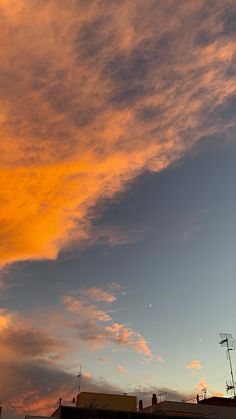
(106, 323), (152, 357)
(80, 287), (116, 302)
(186, 360), (202, 370)
(73, 320), (152, 357)
(63, 296), (111, 322)
(135, 337), (152, 357)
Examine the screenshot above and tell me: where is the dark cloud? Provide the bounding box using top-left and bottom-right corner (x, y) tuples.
(74, 16), (115, 62)
(0, 359), (186, 419)
(194, 30), (216, 47)
(107, 53), (149, 84)
(136, 106), (165, 123)
(222, 12), (236, 34)
(110, 86), (150, 107)
(153, 31), (175, 60)
(1, 328), (64, 357)
(217, 94), (236, 121)
(0, 360), (74, 419)
(224, 53), (236, 78)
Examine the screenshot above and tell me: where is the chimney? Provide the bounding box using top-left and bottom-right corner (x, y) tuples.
(139, 400), (143, 411)
(152, 394), (157, 405)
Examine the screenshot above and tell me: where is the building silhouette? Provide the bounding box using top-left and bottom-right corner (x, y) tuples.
(25, 391), (236, 419)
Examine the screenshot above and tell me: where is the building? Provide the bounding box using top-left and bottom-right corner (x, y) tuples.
(52, 406), (154, 419)
(142, 394), (236, 419)
(25, 392), (236, 419)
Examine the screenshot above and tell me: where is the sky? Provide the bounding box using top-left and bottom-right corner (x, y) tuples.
(0, 1), (236, 418)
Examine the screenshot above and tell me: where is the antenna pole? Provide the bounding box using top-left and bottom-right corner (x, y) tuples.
(219, 333), (236, 398)
(226, 339), (236, 398)
(77, 366), (82, 394)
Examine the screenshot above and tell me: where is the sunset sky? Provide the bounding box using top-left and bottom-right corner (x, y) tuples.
(0, 1), (236, 418)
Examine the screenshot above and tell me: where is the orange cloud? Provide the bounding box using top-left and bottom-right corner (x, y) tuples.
(7, 390), (63, 417)
(135, 337), (152, 357)
(72, 320), (152, 357)
(0, 309), (12, 330)
(196, 379), (208, 391)
(106, 323), (152, 357)
(63, 295), (112, 322)
(186, 360), (202, 370)
(82, 371), (92, 379)
(0, 0), (235, 268)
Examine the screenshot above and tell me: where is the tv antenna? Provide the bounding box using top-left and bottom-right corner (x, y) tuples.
(219, 332), (236, 398)
(157, 392), (167, 402)
(77, 365), (82, 394)
(202, 387), (207, 400)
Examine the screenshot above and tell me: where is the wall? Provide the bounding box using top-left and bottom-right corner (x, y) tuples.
(76, 392), (137, 412)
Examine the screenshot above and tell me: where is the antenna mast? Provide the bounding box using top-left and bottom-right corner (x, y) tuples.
(77, 366), (82, 394)
(219, 332), (236, 398)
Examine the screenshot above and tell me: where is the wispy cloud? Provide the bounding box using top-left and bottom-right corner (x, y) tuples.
(63, 285), (152, 357)
(155, 355), (165, 363)
(135, 337), (152, 357)
(63, 295), (112, 322)
(186, 360), (202, 370)
(80, 287), (117, 302)
(0, 0), (235, 267)
(72, 320), (152, 357)
(98, 356), (109, 364)
(141, 353), (165, 365)
(116, 364), (128, 373)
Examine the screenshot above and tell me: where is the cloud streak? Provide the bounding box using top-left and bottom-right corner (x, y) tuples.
(0, 0), (235, 267)
(63, 295), (112, 322)
(64, 286), (152, 357)
(80, 287), (117, 302)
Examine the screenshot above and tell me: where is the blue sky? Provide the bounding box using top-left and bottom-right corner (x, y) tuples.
(0, 1), (235, 418)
